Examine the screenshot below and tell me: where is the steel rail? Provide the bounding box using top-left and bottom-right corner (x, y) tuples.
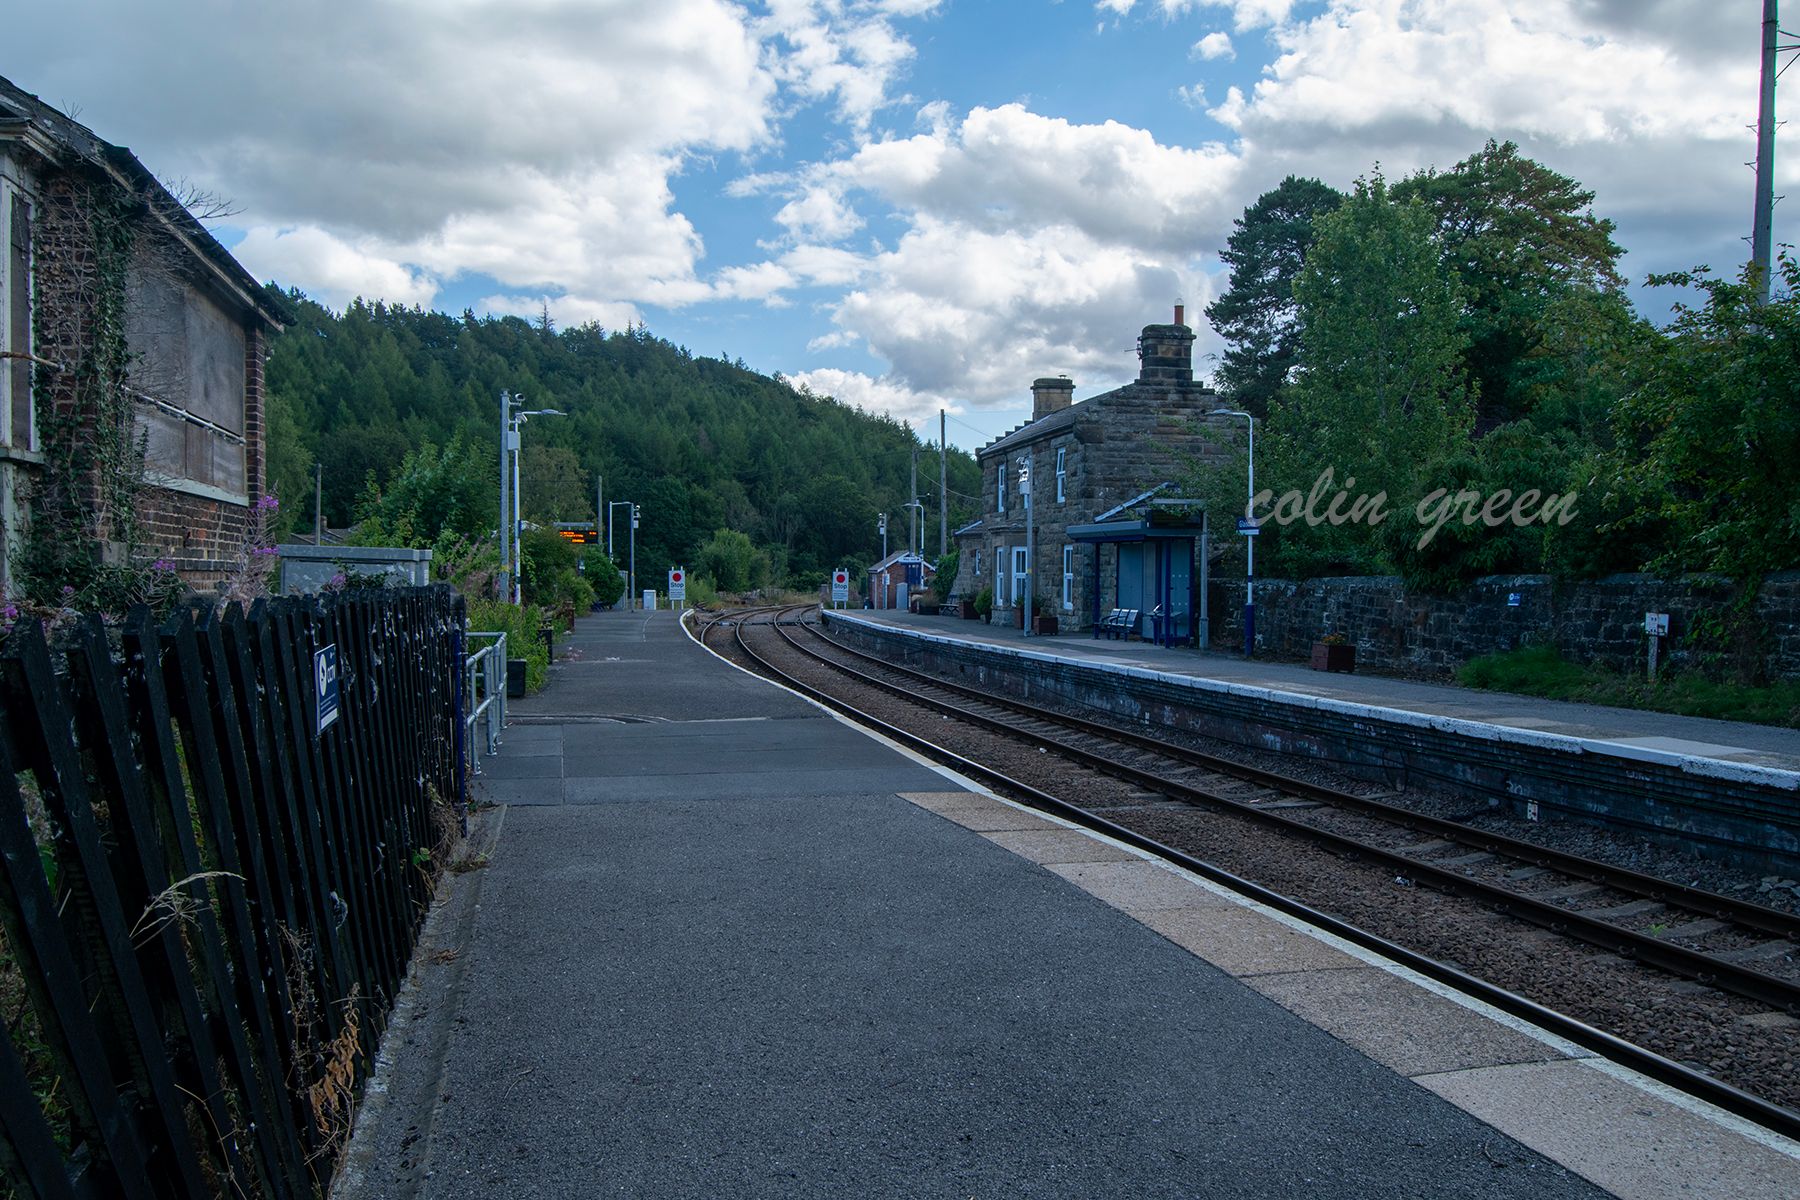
(764, 611), (1800, 1014)
(803, 618), (1800, 942)
(723, 605), (1800, 1142)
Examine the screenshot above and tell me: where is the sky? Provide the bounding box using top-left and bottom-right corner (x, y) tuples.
(8, 1), (1787, 449)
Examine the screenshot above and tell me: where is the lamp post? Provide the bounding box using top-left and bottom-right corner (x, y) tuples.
(1206, 408), (1256, 657)
(606, 500), (636, 608)
(1019, 454), (1034, 637)
(509, 404), (565, 604)
(630, 503), (639, 612)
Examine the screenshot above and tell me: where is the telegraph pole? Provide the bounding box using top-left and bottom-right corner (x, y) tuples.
(909, 447), (919, 555)
(1753, 0), (1780, 304)
(313, 462), (323, 546)
(939, 410), (948, 557)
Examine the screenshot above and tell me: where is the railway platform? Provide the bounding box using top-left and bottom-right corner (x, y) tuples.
(833, 608), (1800, 773)
(336, 606), (1800, 1199)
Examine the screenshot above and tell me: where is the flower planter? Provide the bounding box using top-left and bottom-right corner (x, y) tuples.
(1033, 614), (1058, 636)
(1014, 605), (1026, 629)
(960, 600), (979, 620)
(1310, 642), (1356, 673)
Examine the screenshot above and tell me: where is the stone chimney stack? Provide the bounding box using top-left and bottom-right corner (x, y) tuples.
(1031, 376), (1074, 419)
(1137, 304), (1195, 384)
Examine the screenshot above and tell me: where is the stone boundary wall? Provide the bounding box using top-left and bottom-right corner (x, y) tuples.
(1205, 572), (1800, 682)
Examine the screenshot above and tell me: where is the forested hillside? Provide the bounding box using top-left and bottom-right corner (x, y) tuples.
(262, 292), (981, 587)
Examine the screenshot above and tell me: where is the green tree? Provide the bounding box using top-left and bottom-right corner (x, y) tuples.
(1204, 176), (1344, 417)
(1265, 173), (1474, 575)
(349, 435), (492, 547)
(1608, 256), (1800, 581)
(1395, 140), (1625, 428)
(582, 548), (625, 607)
(696, 527), (766, 592)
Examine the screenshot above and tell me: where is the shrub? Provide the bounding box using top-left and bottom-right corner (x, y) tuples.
(465, 597), (550, 692)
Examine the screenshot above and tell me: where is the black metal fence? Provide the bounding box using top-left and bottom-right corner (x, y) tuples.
(0, 586), (466, 1197)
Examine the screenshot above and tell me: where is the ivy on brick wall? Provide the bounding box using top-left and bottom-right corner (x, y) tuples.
(15, 166), (169, 612)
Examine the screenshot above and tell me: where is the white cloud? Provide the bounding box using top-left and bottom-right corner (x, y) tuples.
(807, 330), (859, 351)
(16, 0), (782, 316)
(1213, 1), (1745, 145)
(1096, 0), (1292, 27)
(477, 293), (643, 332)
(233, 226), (437, 310)
(832, 104), (1242, 253)
(1192, 31), (1234, 59)
(757, 0), (926, 131)
(827, 218), (1209, 405)
(788, 367), (950, 429)
(774, 186), (866, 242)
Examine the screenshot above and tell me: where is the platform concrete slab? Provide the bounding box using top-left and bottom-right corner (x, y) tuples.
(1136, 904), (1367, 976)
(1044, 859), (1240, 913)
(1417, 1059), (1800, 1200)
(898, 790), (1066, 831)
(473, 753), (564, 780)
(979, 827), (1137, 865)
(470, 777), (563, 806)
(1247, 966), (1576, 1077)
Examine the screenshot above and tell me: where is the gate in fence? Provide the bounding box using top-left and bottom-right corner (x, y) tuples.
(0, 585), (465, 1198)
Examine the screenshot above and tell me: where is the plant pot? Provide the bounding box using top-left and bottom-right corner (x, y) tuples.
(1014, 605), (1026, 629)
(916, 602), (940, 616)
(1310, 642), (1355, 673)
(1033, 615), (1058, 636)
(959, 600), (978, 620)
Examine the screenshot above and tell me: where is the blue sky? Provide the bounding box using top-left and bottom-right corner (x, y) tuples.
(8, 1), (1784, 449)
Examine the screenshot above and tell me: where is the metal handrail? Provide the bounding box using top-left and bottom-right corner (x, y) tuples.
(463, 630), (508, 775)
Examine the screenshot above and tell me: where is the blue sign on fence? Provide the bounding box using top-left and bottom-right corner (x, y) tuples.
(315, 644), (340, 733)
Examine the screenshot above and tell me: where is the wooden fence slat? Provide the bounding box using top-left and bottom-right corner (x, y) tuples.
(142, 609), (313, 1194)
(0, 637), (162, 1200)
(0, 1019), (78, 1200)
(335, 596), (406, 998)
(267, 599), (381, 1056)
(219, 602), (346, 1053)
(249, 599), (362, 1040)
(0, 586), (464, 1195)
(61, 616), (257, 1196)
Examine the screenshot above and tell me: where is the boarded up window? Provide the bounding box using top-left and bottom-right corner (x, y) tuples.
(125, 261), (246, 497)
(6, 193), (28, 450)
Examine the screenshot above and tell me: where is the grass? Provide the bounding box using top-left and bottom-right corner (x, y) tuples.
(1457, 643), (1800, 728)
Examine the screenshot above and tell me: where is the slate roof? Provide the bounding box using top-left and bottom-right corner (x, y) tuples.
(0, 74), (289, 329)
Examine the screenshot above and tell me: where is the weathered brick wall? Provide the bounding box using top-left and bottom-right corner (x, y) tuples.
(1206, 572), (1800, 682)
(136, 485), (254, 584)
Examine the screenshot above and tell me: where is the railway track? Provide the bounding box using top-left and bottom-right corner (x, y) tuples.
(697, 602), (1800, 1138)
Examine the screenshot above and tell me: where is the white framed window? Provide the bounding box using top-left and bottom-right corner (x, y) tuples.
(975, 550), (982, 576)
(1055, 446), (1066, 503)
(997, 462), (1006, 513)
(1012, 546), (1028, 604)
(1062, 545), (1074, 610)
(2, 182), (34, 452)
(995, 548), (1005, 603)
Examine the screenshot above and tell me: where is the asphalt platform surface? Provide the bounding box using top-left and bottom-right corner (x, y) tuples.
(368, 607), (1616, 1198)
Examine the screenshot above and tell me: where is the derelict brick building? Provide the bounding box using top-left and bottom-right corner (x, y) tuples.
(0, 73), (287, 596)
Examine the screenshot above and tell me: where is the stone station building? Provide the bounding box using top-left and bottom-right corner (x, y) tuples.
(950, 308), (1229, 639)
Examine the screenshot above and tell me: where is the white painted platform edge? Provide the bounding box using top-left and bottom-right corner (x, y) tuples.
(829, 611), (1800, 791)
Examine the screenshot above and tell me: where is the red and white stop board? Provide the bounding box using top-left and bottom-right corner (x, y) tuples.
(668, 568), (686, 602)
(830, 568), (850, 603)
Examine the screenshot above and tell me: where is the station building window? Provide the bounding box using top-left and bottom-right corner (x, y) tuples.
(1055, 447), (1066, 503)
(1062, 545), (1073, 610)
(3, 186), (33, 451)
